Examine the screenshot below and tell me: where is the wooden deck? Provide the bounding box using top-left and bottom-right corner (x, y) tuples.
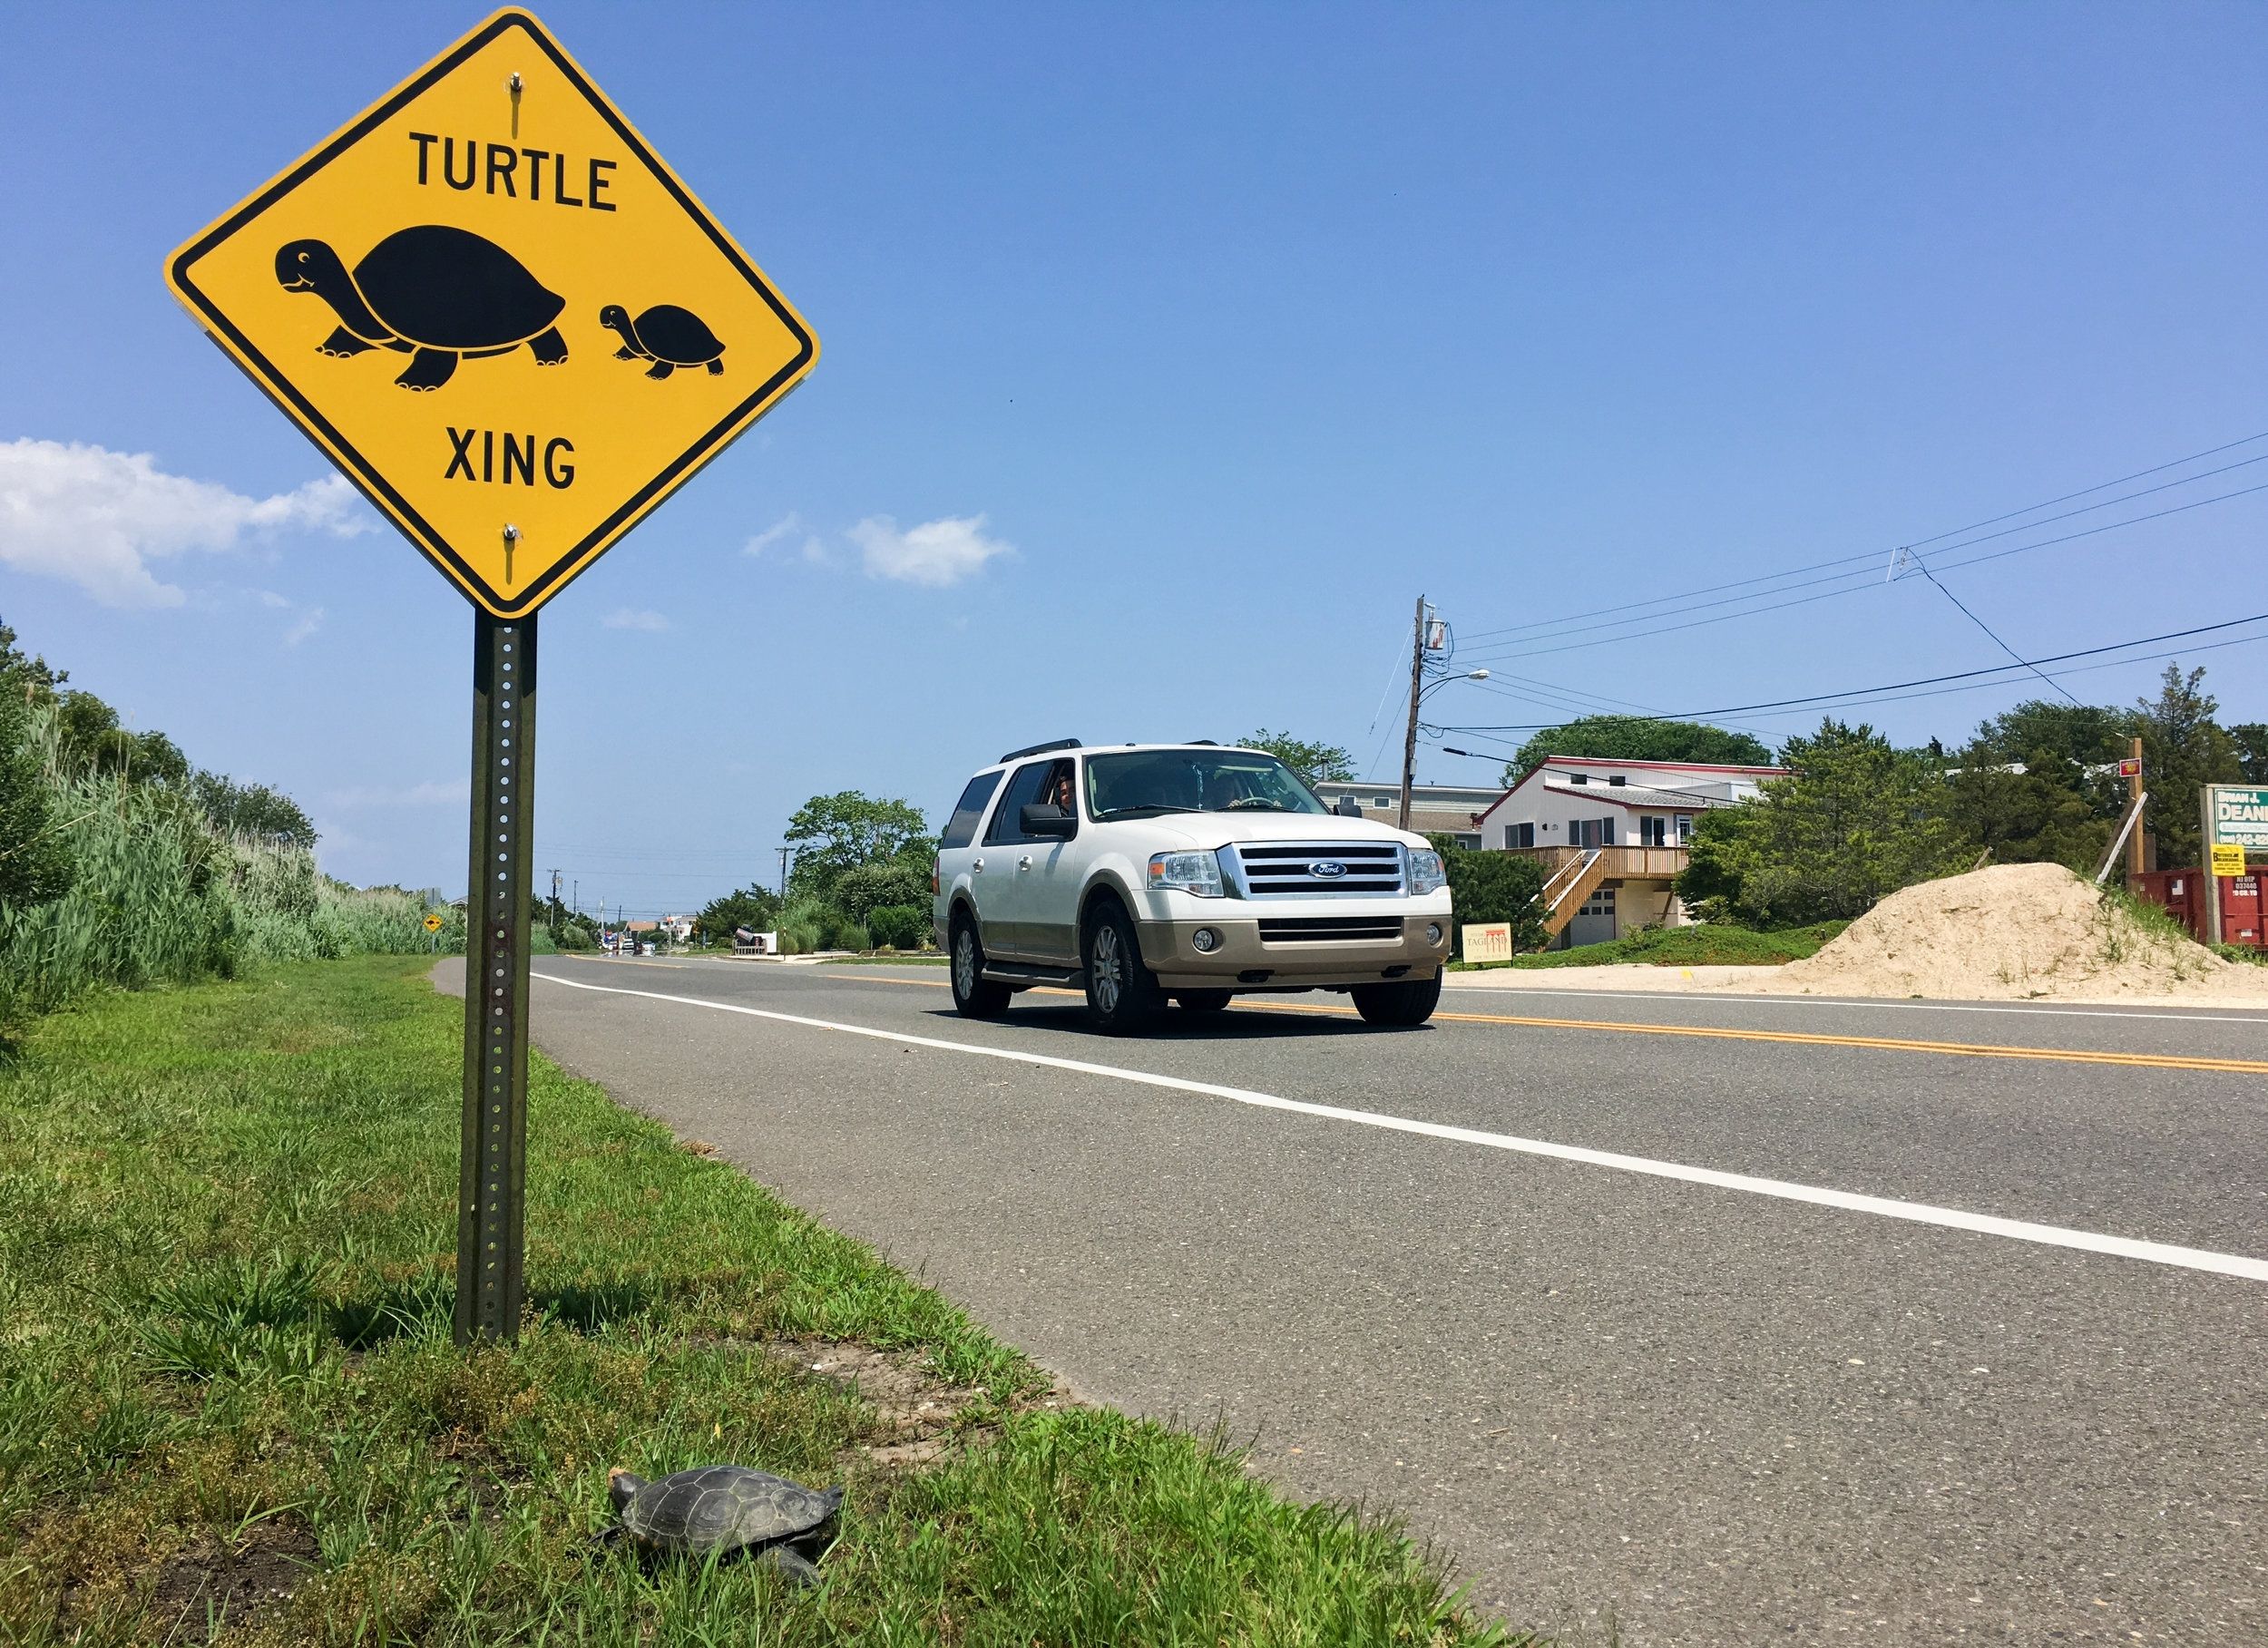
(1505, 844), (1690, 881)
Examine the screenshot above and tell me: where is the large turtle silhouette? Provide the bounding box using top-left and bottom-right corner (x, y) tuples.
(276, 225), (568, 392)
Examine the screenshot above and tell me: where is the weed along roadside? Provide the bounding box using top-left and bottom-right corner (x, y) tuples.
(0, 957), (1516, 1643)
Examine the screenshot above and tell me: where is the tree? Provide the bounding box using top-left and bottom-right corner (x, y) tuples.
(783, 791), (932, 902)
(833, 860), (932, 922)
(0, 617), (65, 697)
(2228, 723), (2267, 785)
(2133, 664), (2244, 867)
(1676, 719), (1972, 926)
(191, 772), (317, 845)
(1943, 699), (2128, 875)
(1503, 716), (1773, 785)
(696, 884), (781, 942)
(1237, 729), (1355, 785)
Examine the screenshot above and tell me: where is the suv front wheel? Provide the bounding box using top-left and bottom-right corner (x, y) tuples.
(1350, 973), (1442, 1028)
(1081, 901), (1160, 1034)
(950, 916), (1012, 1019)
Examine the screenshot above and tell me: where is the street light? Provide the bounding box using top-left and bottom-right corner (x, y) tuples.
(1400, 669), (1491, 827)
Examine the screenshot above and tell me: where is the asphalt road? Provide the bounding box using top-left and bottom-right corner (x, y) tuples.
(463, 954), (2268, 1644)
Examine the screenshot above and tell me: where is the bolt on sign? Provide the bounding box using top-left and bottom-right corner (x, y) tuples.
(165, 7), (816, 617)
(165, 9), (817, 1346)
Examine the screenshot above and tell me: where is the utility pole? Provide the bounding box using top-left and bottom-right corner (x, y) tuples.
(1398, 594), (1428, 831)
(550, 868), (562, 925)
(2126, 736), (2146, 881)
(777, 844), (792, 897)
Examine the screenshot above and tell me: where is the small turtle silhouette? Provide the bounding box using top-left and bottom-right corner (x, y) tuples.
(599, 303), (726, 380)
(277, 225), (568, 392)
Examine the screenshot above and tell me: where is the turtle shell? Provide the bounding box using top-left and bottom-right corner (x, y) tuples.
(633, 305), (726, 366)
(621, 1466), (842, 1555)
(352, 225), (566, 352)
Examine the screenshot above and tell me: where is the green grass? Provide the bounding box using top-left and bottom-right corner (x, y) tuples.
(1455, 921), (1851, 970)
(0, 958), (1516, 1645)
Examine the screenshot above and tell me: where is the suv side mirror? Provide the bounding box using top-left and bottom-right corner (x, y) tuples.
(1334, 797), (1364, 818)
(1021, 803), (1076, 838)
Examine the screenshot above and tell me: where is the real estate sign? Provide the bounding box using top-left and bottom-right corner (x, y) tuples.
(2210, 785), (2268, 854)
(1462, 922), (1514, 964)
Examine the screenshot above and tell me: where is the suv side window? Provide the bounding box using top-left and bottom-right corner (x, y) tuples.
(984, 762), (1053, 845)
(941, 772), (1002, 850)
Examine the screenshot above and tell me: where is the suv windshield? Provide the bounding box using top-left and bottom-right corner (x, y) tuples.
(1085, 749), (1327, 820)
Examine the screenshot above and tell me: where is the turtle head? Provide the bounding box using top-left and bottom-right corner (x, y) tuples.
(606, 1467), (645, 1515)
(597, 304), (631, 335)
(275, 239), (350, 297)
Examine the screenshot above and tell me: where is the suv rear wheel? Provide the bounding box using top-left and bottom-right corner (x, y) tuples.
(1351, 973), (1442, 1028)
(950, 916), (1012, 1019)
(1081, 901), (1160, 1034)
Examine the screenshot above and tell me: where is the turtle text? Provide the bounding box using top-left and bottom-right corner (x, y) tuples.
(445, 428), (575, 489)
(409, 134), (617, 211)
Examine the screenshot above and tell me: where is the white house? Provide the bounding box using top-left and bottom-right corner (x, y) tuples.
(1474, 756), (1784, 947)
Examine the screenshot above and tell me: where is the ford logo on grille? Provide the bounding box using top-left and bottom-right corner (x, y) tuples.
(1309, 860), (1349, 879)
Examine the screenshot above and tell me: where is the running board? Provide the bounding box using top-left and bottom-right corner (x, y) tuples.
(982, 961), (1083, 988)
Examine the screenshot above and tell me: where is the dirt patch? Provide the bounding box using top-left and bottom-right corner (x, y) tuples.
(1754, 863), (2268, 1001)
(151, 1517), (318, 1639)
(768, 1336), (1070, 1468)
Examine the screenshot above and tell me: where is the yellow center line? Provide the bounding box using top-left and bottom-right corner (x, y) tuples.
(821, 969), (2268, 1076)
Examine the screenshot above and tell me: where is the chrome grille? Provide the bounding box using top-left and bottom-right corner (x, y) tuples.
(1229, 842), (1403, 896)
(1257, 916), (1405, 943)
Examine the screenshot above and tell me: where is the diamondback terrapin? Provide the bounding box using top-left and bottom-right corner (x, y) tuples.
(599, 303), (727, 379)
(275, 225), (569, 392)
(598, 1465), (842, 1583)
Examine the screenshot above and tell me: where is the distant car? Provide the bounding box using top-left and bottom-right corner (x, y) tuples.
(934, 740), (1452, 1033)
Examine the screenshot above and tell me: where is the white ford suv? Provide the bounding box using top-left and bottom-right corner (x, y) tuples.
(933, 740), (1453, 1033)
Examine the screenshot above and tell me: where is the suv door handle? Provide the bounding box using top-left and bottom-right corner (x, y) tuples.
(1017, 855), (1033, 871)
(972, 857), (983, 873)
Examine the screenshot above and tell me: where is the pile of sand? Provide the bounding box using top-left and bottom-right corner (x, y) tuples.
(1761, 862), (2268, 1001)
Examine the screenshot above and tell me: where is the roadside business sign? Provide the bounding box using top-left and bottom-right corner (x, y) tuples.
(1461, 922), (1514, 964)
(2117, 756), (2142, 778)
(166, 9), (817, 1347)
(2211, 844), (2248, 878)
(2209, 785), (2268, 853)
(165, 7), (816, 619)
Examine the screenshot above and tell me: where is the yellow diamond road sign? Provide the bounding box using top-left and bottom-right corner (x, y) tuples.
(424, 912), (446, 933)
(165, 8), (816, 617)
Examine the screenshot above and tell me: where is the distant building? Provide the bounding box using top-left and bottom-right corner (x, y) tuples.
(1310, 780), (1498, 848)
(659, 913), (694, 942)
(1474, 757), (1784, 947)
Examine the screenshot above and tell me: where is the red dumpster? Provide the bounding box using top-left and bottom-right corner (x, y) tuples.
(2131, 866), (2265, 951)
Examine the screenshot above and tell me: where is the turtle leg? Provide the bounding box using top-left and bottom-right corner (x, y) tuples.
(753, 1545), (822, 1587)
(705, 359), (725, 375)
(613, 346), (639, 361)
(318, 327), (377, 358)
(395, 349), (458, 392)
(644, 361), (676, 381)
(528, 327), (569, 366)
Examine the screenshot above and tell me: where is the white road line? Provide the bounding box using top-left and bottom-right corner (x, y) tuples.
(1443, 984), (2268, 1024)
(533, 970), (2268, 1285)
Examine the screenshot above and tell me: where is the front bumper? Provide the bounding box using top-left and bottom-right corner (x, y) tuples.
(1136, 913), (1451, 990)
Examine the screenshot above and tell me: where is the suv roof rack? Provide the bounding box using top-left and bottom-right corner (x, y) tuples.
(997, 737), (1081, 764)
(1187, 739), (1218, 746)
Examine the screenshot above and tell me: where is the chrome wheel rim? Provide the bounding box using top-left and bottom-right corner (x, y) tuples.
(954, 930), (978, 999)
(1091, 922), (1123, 1013)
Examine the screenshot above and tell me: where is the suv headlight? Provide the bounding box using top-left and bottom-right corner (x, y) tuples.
(1408, 848), (1447, 896)
(1148, 850), (1224, 898)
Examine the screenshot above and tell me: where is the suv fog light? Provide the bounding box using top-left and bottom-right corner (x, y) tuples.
(1192, 927), (1221, 952)
(1426, 922), (1443, 944)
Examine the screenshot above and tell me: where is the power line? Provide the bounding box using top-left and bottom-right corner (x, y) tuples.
(1903, 551), (2080, 707)
(1456, 430), (2268, 647)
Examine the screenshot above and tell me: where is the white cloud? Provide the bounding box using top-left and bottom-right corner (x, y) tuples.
(322, 778), (470, 810)
(849, 513), (1012, 587)
(0, 439), (372, 608)
(283, 606), (326, 647)
(602, 608), (670, 632)
(743, 513), (801, 557)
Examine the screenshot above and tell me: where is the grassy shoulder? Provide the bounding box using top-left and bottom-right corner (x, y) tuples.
(1455, 921), (1850, 971)
(0, 957), (1516, 1645)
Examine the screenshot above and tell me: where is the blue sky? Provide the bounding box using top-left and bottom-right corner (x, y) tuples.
(5, 2), (2266, 914)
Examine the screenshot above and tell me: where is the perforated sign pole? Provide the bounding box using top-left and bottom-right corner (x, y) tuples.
(456, 611), (537, 1343)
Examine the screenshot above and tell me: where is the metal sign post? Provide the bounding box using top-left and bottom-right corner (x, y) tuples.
(455, 614), (537, 1341)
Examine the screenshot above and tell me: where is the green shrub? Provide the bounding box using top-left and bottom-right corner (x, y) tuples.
(1428, 838), (1547, 951)
(868, 904), (929, 950)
